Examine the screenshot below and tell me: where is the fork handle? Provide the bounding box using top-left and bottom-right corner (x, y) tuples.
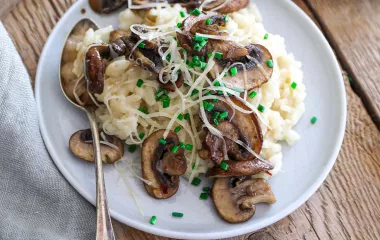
(86, 108), (115, 240)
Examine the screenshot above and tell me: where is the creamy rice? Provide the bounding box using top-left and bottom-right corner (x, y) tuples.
(73, 3), (306, 180)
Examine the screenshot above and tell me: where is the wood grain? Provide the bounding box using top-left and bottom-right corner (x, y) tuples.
(2, 0), (380, 239)
(304, 0), (380, 129)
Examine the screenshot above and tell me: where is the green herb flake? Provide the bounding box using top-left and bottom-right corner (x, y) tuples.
(229, 67), (238, 76)
(177, 113), (184, 120)
(150, 216), (157, 225)
(199, 192), (209, 200)
(180, 11), (185, 18)
(128, 145), (137, 153)
(266, 59), (274, 68)
(258, 104), (265, 113)
(220, 161), (229, 171)
(191, 8), (201, 16)
(172, 212), (184, 218)
(191, 177), (201, 186)
(159, 138), (167, 144)
(174, 126), (181, 133)
(184, 113), (190, 120)
(249, 91), (257, 99)
(311, 117), (317, 124)
(177, 22), (182, 28)
(214, 52), (223, 59)
(291, 82), (297, 89)
(185, 144), (193, 151)
(224, 14), (229, 22)
(138, 42), (145, 48)
(219, 111), (228, 120)
(171, 145), (179, 153)
(202, 187), (210, 192)
(206, 18), (211, 25)
(136, 79), (144, 88)
(264, 33), (269, 40)
(139, 132), (145, 140)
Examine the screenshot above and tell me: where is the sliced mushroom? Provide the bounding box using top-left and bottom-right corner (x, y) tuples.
(69, 129), (124, 164)
(206, 159), (273, 178)
(141, 130), (187, 199)
(177, 11), (224, 56)
(199, 97), (263, 164)
(203, 0), (249, 14)
(212, 177), (276, 223)
(110, 27), (163, 74)
(208, 43), (273, 90)
(89, 0), (128, 14)
(85, 44), (111, 94)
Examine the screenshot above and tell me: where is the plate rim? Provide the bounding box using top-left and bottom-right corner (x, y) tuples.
(35, 0), (347, 239)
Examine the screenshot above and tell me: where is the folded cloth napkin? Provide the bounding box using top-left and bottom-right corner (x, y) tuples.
(0, 23), (96, 239)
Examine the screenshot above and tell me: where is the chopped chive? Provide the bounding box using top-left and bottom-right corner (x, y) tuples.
(200, 56), (205, 62)
(193, 35), (204, 42)
(174, 126), (181, 133)
(138, 42), (145, 48)
(184, 113), (190, 120)
(191, 89), (199, 97)
(213, 81), (221, 87)
(224, 14), (229, 22)
(179, 142), (185, 148)
(176, 71), (181, 75)
(194, 60), (201, 67)
(139, 132), (145, 140)
(206, 18), (211, 25)
(249, 91), (257, 98)
(266, 59), (274, 68)
(199, 192), (208, 200)
(180, 11), (185, 18)
(128, 145), (137, 153)
(166, 54), (171, 62)
(199, 40), (207, 47)
(203, 102), (214, 111)
(224, 72), (228, 77)
(172, 212), (184, 218)
(311, 116), (317, 124)
(207, 53), (213, 58)
(136, 79), (144, 88)
(185, 144), (193, 151)
(191, 8), (201, 16)
(219, 111), (228, 120)
(200, 62), (207, 70)
(159, 138), (167, 144)
(191, 177), (201, 186)
(220, 161), (229, 171)
(291, 82), (297, 89)
(150, 216), (157, 225)
(230, 67), (238, 76)
(213, 118), (219, 126)
(162, 98), (170, 108)
(264, 33), (269, 40)
(188, 61), (195, 68)
(212, 111), (220, 119)
(217, 90), (224, 95)
(177, 22), (182, 28)
(192, 55), (199, 62)
(193, 43), (201, 51)
(348, 77), (353, 83)
(138, 107), (149, 114)
(258, 104), (265, 113)
(177, 113), (184, 120)
(171, 145), (179, 153)
(214, 52), (223, 59)
(192, 163), (197, 169)
(205, 91), (212, 96)
(212, 99), (218, 103)
(184, 83), (189, 87)
(202, 187), (210, 192)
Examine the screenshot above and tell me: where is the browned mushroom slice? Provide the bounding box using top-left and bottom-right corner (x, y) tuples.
(199, 97), (263, 164)
(177, 11), (226, 56)
(202, 0), (249, 14)
(208, 44), (273, 90)
(69, 129), (124, 164)
(212, 177), (276, 223)
(110, 27), (163, 74)
(85, 44), (111, 94)
(159, 72), (184, 92)
(89, 0), (128, 14)
(206, 159), (273, 178)
(141, 130), (187, 199)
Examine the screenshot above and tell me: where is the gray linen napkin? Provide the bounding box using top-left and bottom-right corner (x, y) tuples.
(0, 23), (96, 239)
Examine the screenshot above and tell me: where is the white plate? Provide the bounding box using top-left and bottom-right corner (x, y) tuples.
(36, 0), (346, 239)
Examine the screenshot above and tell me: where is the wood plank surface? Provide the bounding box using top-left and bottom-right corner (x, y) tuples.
(2, 0), (380, 239)
(304, 0), (380, 129)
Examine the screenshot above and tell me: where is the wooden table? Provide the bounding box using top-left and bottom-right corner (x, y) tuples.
(2, 0), (379, 239)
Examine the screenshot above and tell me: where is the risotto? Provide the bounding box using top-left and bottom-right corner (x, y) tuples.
(72, 3), (306, 181)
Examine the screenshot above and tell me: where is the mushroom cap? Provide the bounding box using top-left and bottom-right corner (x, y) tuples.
(208, 43), (274, 90)
(141, 130), (187, 199)
(203, 0), (249, 14)
(212, 177), (254, 223)
(206, 159), (274, 178)
(89, 0), (128, 14)
(212, 177), (276, 223)
(200, 97), (263, 164)
(69, 129), (124, 164)
(85, 44), (110, 94)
